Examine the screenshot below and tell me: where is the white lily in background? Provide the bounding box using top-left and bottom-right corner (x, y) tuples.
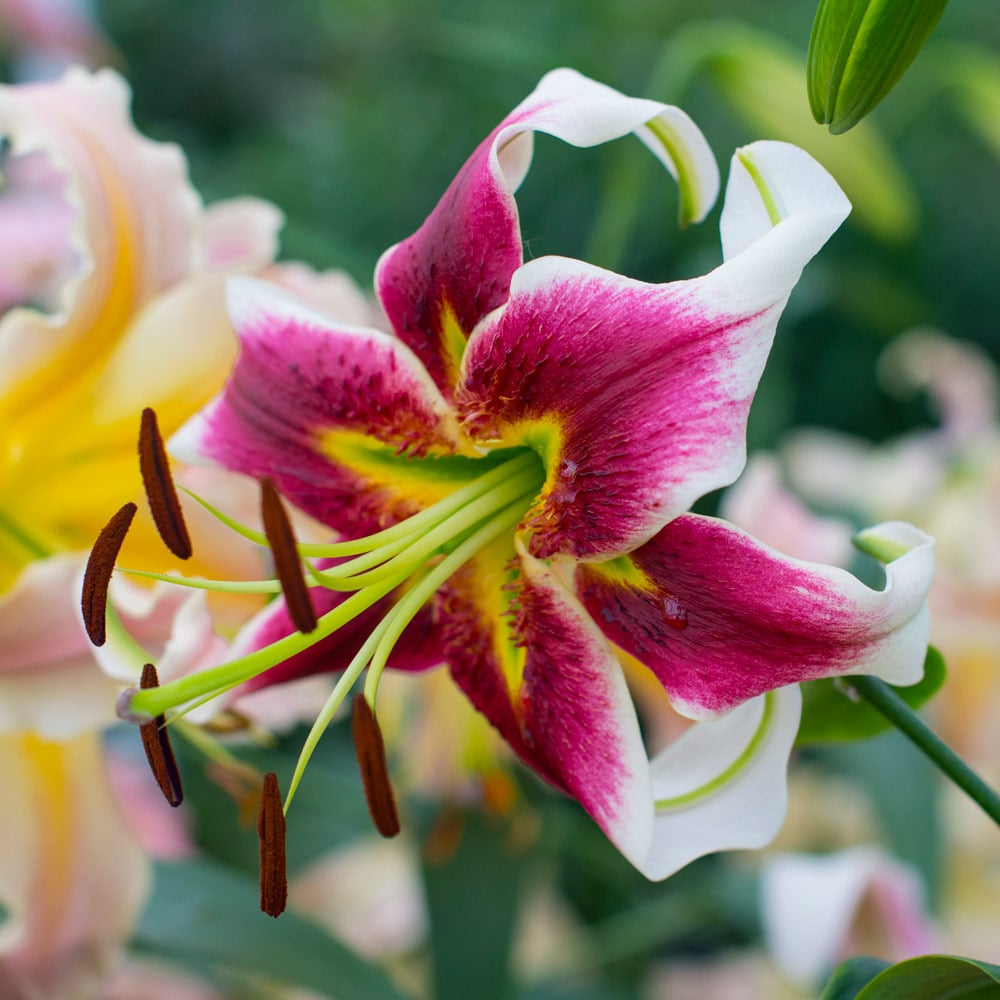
(761, 847), (940, 984)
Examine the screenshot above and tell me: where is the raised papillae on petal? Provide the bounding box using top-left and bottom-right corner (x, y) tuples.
(171, 278), (469, 537)
(577, 516), (934, 719)
(375, 67), (718, 397)
(458, 142), (851, 560)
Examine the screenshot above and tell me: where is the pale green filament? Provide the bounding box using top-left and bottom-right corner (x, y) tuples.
(178, 450), (537, 559)
(654, 691), (776, 810)
(126, 450), (544, 724)
(305, 465), (541, 591)
(119, 568), (283, 594)
(285, 496), (530, 813)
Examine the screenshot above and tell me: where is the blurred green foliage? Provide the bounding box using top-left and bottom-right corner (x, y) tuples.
(95, 0), (999, 454)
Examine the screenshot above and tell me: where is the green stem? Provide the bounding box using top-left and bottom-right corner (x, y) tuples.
(850, 675), (1000, 826)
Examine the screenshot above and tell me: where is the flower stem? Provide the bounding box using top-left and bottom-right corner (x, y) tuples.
(849, 675), (1000, 826)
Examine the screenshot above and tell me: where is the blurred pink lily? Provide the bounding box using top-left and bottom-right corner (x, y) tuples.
(761, 847), (941, 984)
(121, 69), (934, 878)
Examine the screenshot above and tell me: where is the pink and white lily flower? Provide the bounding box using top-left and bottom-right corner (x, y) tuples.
(121, 69), (934, 878)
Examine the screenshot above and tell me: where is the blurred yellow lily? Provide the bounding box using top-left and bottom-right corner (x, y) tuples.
(0, 66), (349, 990)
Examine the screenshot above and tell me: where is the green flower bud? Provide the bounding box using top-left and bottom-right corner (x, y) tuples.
(808, 0), (949, 133)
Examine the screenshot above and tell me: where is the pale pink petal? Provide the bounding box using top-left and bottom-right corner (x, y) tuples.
(89, 575), (230, 724)
(0, 731), (149, 994)
(0, 555), (120, 736)
(0, 67), (201, 402)
(0, 150), (78, 312)
(289, 839), (426, 958)
(376, 67), (717, 396)
(879, 328), (998, 441)
(640, 685), (801, 879)
(105, 749), (195, 861)
(761, 847), (941, 983)
(202, 196), (284, 272)
(577, 516), (933, 718)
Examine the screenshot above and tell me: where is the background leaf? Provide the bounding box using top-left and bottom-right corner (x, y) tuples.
(133, 859), (410, 999)
(822, 954), (1000, 998)
(797, 646), (946, 745)
(820, 956), (892, 999)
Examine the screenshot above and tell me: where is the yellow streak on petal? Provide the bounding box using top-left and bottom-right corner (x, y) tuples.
(460, 533), (526, 702)
(20, 733), (74, 954)
(320, 429), (482, 512)
(580, 553), (655, 591)
(437, 298), (468, 387)
(1, 148), (137, 428)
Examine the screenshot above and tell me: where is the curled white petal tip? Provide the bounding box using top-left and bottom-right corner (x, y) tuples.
(637, 685), (802, 881)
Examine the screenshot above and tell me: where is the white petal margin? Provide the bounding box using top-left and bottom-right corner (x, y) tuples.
(638, 684), (801, 880)
(761, 847), (940, 984)
(492, 67), (719, 225)
(516, 543), (655, 870)
(698, 141), (851, 323)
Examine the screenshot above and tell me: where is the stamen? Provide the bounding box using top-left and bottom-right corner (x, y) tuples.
(138, 663), (184, 807)
(351, 694), (400, 838)
(260, 477), (317, 634)
(257, 771), (288, 917)
(139, 407), (193, 560)
(81, 501), (137, 646)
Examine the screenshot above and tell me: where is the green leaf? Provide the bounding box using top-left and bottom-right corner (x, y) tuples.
(821, 954), (1000, 998)
(808, 0), (950, 133)
(422, 808), (527, 1000)
(820, 956), (892, 999)
(797, 646), (946, 745)
(133, 859), (409, 1000)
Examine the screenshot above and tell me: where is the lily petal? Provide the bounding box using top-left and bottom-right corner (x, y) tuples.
(761, 847), (940, 983)
(171, 277), (467, 535)
(0, 731), (149, 994)
(459, 141), (850, 560)
(0, 67), (200, 407)
(640, 684), (801, 879)
(375, 67), (718, 397)
(0, 556), (120, 737)
(577, 516), (933, 718)
(442, 541), (653, 867)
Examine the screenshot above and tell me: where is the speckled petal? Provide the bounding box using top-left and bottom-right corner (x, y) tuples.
(376, 67), (717, 397)
(171, 277), (471, 536)
(577, 517), (933, 719)
(458, 141), (850, 560)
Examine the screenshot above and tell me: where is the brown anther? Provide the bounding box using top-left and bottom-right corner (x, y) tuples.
(139, 406), (193, 560)
(260, 476), (317, 633)
(138, 664), (184, 807)
(351, 694), (401, 838)
(81, 502), (137, 646)
(257, 771), (288, 918)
